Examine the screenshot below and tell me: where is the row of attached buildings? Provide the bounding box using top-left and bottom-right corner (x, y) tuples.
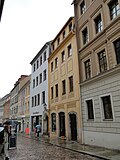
(0, 0), (120, 150)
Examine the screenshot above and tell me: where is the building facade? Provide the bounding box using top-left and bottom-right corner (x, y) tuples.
(48, 17), (82, 141)
(30, 42), (51, 135)
(17, 75), (30, 133)
(3, 93), (10, 122)
(73, 0), (120, 149)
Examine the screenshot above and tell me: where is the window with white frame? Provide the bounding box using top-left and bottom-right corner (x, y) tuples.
(108, 0), (120, 20)
(37, 94), (40, 105)
(42, 91), (45, 104)
(94, 14), (103, 34)
(101, 95), (113, 120)
(33, 63), (35, 72)
(37, 60), (39, 69)
(43, 51), (46, 62)
(80, 0), (86, 15)
(43, 69), (47, 81)
(98, 49), (107, 72)
(36, 76), (38, 86)
(82, 27), (88, 45)
(86, 99), (94, 120)
(40, 56), (42, 65)
(39, 73), (42, 84)
(68, 44), (72, 57)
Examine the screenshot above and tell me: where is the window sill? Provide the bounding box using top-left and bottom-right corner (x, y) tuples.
(102, 119), (113, 121)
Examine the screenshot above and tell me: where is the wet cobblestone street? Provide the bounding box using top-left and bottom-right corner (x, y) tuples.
(8, 136), (100, 160)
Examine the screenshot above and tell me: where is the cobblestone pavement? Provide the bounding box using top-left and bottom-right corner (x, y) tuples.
(8, 136), (101, 160)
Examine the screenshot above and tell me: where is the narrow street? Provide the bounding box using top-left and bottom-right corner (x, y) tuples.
(8, 135), (101, 160)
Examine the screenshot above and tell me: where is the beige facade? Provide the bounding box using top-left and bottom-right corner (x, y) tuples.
(74, 0), (120, 149)
(18, 75), (30, 133)
(48, 17), (82, 141)
(3, 94), (10, 122)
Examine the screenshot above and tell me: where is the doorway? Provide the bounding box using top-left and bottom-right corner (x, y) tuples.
(69, 113), (77, 140)
(59, 112), (65, 137)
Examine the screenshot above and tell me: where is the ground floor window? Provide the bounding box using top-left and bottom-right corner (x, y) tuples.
(51, 113), (56, 132)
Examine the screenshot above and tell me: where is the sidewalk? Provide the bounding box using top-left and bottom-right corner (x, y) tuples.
(22, 134), (120, 160)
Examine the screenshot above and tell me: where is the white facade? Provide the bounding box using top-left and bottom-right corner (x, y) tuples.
(81, 68), (120, 150)
(30, 42), (51, 134)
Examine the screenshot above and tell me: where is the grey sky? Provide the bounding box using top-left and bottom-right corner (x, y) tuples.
(0, 0), (73, 98)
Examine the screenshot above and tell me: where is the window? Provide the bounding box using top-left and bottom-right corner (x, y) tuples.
(37, 94), (40, 105)
(101, 95), (113, 119)
(57, 38), (60, 46)
(55, 57), (58, 68)
(94, 14), (103, 34)
(55, 84), (58, 97)
(69, 22), (72, 32)
(40, 56), (42, 65)
(80, 0), (86, 15)
(43, 69), (47, 81)
(62, 80), (66, 95)
(35, 95), (37, 106)
(51, 113), (56, 132)
(37, 60), (39, 69)
(68, 44), (72, 57)
(69, 76), (73, 92)
(32, 97), (34, 107)
(61, 50), (65, 62)
(84, 59), (91, 79)
(52, 44), (54, 51)
(51, 87), (54, 99)
(42, 91), (45, 104)
(33, 79), (35, 88)
(44, 52), (46, 62)
(33, 63), (35, 72)
(108, 0), (120, 20)
(36, 76), (38, 86)
(114, 38), (120, 64)
(39, 73), (42, 84)
(63, 30), (66, 39)
(82, 27), (88, 45)
(98, 50), (107, 72)
(86, 99), (94, 120)
(51, 62), (53, 72)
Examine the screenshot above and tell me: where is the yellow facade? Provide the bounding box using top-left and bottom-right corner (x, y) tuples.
(48, 17), (82, 142)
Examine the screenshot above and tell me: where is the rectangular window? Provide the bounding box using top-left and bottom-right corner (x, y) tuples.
(36, 76), (38, 86)
(61, 50), (65, 62)
(39, 73), (42, 84)
(57, 38), (60, 46)
(62, 80), (66, 95)
(32, 97), (34, 107)
(37, 60), (39, 69)
(69, 76), (73, 92)
(80, 0), (86, 15)
(108, 0), (120, 20)
(55, 84), (58, 97)
(51, 87), (54, 99)
(94, 14), (103, 34)
(33, 79), (35, 88)
(84, 59), (91, 79)
(51, 113), (56, 132)
(40, 56), (42, 65)
(101, 95), (113, 120)
(55, 57), (58, 68)
(37, 94), (40, 105)
(114, 38), (120, 64)
(82, 27), (88, 45)
(52, 44), (54, 51)
(35, 95), (37, 106)
(98, 50), (107, 72)
(44, 52), (46, 62)
(43, 69), (47, 81)
(68, 44), (72, 57)
(86, 99), (94, 120)
(69, 22), (72, 32)
(33, 63), (35, 72)
(51, 62), (53, 72)
(42, 91), (45, 104)
(63, 30), (66, 39)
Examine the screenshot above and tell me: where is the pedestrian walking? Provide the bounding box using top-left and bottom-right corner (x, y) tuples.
(35, 124), (41, 137)
(3, 121), (11, 160)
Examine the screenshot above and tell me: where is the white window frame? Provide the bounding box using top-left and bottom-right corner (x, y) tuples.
(99, 93), (115, 121)
(84, 98), (95, 121)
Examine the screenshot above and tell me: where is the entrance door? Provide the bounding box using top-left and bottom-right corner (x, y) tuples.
(69, 113), (77, 140)
(59, 112), (65, 137)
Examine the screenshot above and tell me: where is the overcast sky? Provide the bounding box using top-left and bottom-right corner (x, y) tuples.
(0, 0), (74, 98)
